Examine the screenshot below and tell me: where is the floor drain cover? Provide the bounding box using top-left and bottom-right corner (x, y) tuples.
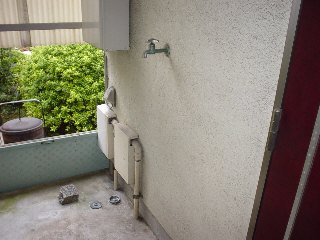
(109, 195), (121, 205)
(90, 201), (102, 209)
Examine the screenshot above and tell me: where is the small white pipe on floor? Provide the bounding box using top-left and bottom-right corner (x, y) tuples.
(109, 161), (114, 175)
(132, 140), (142, 219)
(113, 169), (118, 191)
(111, 119), (119, 191)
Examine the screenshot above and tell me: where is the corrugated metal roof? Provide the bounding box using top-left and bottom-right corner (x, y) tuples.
(0, 0), (20, 24)
(0, 31), (21, 48)
(27, 0), (82, 23)
(30, 29), (83, 46)
(0, 0), (83, 48)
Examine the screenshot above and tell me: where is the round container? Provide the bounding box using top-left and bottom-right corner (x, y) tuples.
(0, 117), (44, 144)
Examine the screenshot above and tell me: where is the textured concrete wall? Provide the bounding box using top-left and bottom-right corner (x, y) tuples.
(108, 1), (292, 239)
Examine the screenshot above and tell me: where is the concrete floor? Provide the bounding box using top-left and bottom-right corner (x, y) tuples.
(0, 173), (157, 240)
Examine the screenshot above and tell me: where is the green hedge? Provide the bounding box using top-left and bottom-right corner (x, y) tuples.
(18, 44), (105, 135)
(0, 48), (25, 123)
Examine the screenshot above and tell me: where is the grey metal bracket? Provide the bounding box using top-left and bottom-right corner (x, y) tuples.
(267, 109), (282, 151)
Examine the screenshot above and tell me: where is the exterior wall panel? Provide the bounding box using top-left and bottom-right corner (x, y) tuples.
(107, 1), (293, 239)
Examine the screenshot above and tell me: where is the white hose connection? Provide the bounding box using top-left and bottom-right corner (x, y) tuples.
(111, 119), (119, 191)
(131, 139), (142, 219)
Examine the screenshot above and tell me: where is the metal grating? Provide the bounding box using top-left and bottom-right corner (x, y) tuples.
(0, 131), (109, 193)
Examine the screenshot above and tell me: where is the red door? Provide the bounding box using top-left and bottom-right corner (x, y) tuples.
(253, 0), (320, 239)
(290, 147), (320, 239)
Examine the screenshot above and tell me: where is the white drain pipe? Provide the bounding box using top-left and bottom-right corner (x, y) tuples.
(111, 119), (119, 191)
(132, 139), (142, 219)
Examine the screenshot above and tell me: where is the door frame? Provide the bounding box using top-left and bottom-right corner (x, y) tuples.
(246, 0), (303, 238)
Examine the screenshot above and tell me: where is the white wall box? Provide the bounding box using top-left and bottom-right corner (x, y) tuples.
(97, 104), (116, 159)
(81, 0), (129, 51)
(114, 123), (139, 184)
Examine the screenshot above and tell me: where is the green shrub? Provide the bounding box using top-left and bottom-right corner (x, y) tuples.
(18, 44), (105, 135)
(0, 48), (25, 123)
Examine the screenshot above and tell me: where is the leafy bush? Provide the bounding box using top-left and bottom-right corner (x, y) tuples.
(18, 44), (105, 135)
(0, 48), (25, 123)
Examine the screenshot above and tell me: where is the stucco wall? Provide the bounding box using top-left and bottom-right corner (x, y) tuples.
(108, 1), (292, 239)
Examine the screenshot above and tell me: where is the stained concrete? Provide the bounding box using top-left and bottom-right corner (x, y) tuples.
(0, 173), (156, 240)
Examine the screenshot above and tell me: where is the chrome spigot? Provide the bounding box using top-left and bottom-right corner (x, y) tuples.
(143, 38), (170, 58)
(147, 38), (159, 51)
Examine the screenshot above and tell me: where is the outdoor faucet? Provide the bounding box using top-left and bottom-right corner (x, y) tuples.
(143, 38), (170, 58)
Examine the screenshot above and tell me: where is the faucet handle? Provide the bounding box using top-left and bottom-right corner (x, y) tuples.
(147, 38), (159, 44)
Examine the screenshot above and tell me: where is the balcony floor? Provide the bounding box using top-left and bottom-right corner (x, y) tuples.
(0, 172), (156, 240)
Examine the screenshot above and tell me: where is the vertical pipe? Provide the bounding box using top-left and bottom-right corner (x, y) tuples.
(133, 159), (140, 219)
(109, 161), (114, 175)
(111, 119), (119, 191)
(113, 169), (118, 191)
(18, 106), (21, 120)
(16, 0), (31, 47)
(132, 140), (142, 219)
(104, 51), (108, 90)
